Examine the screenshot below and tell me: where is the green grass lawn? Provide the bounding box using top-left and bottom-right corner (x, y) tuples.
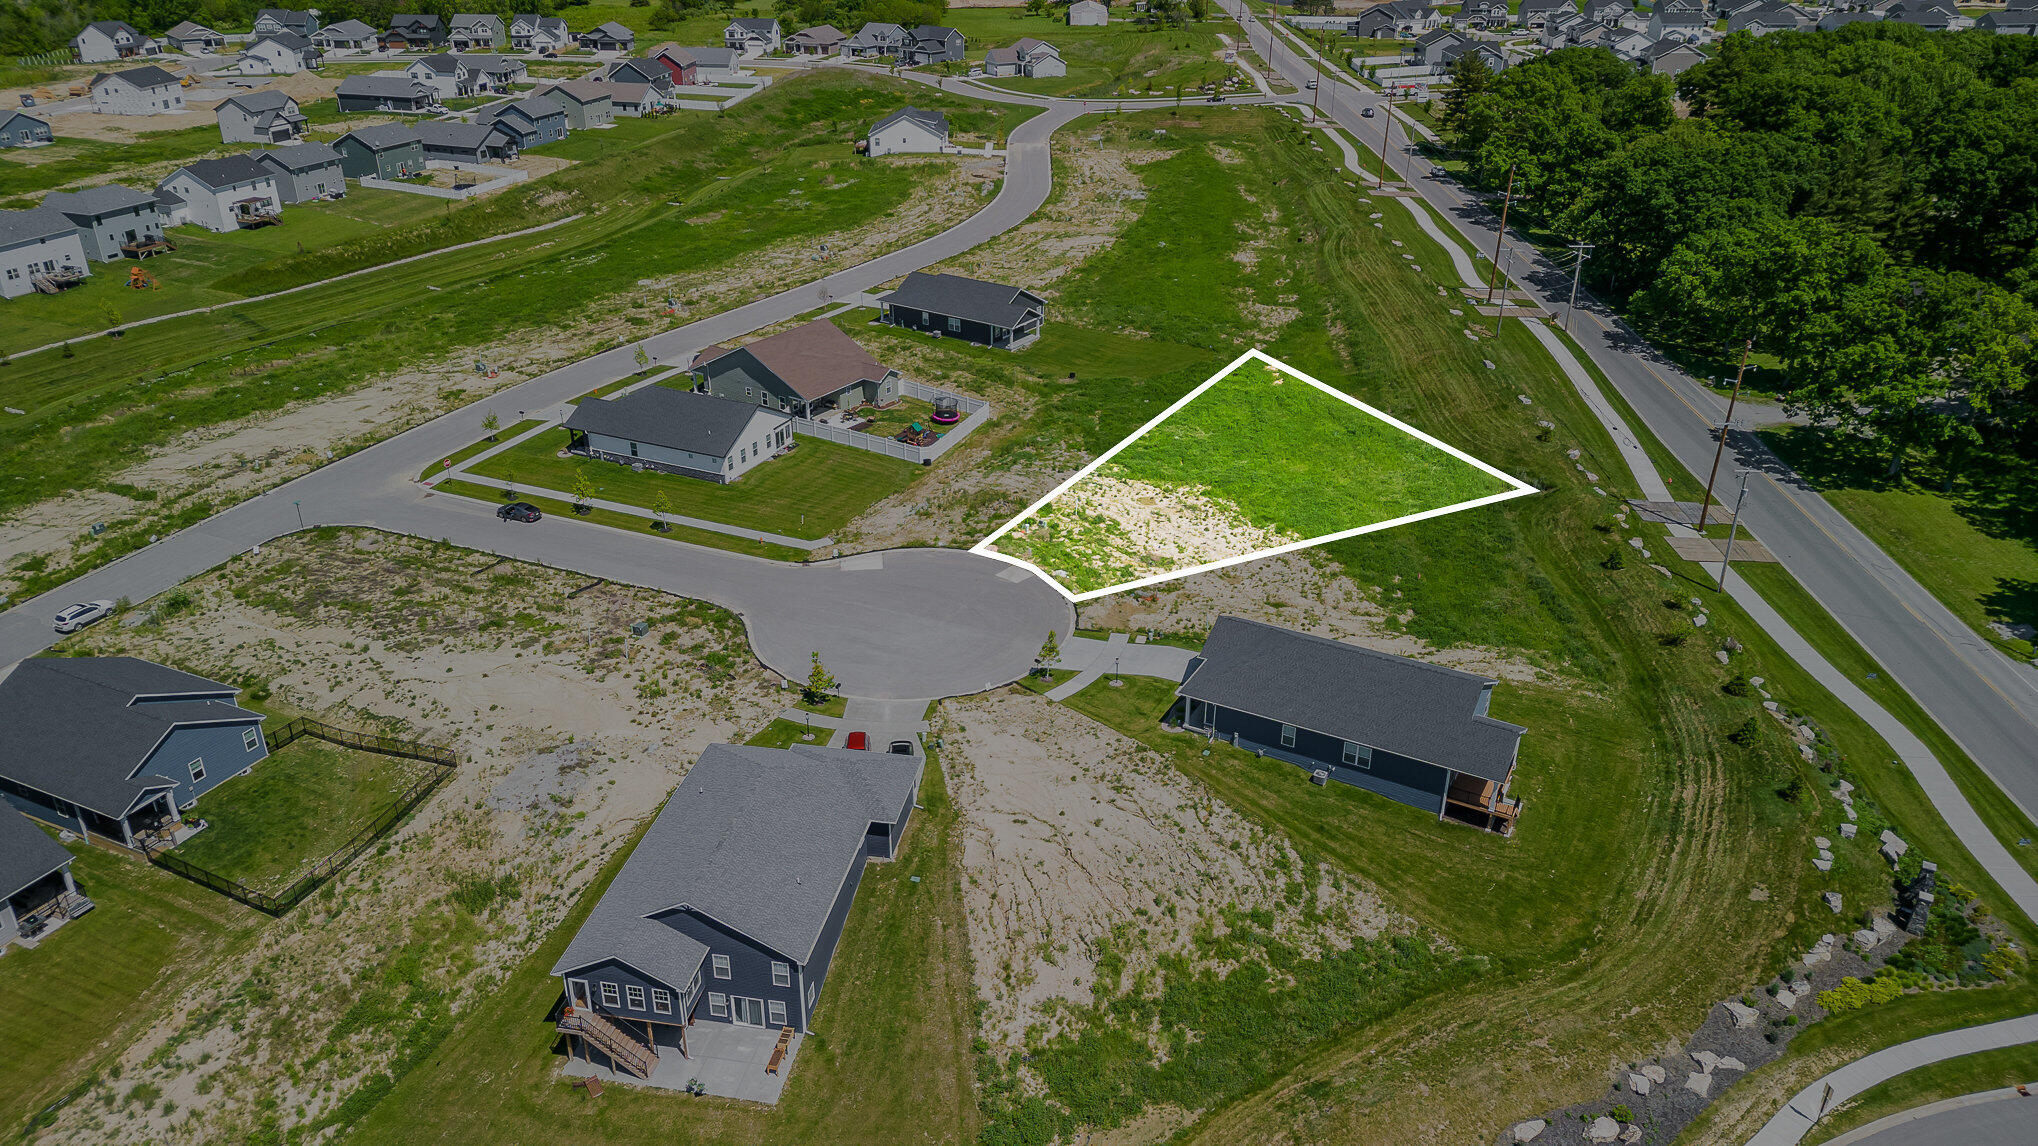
(954, 9), (1243, 99)
(464, 427), (922, 541)
(431, 478), (810, 562)
(0, 840), (265, 1131)
(852, 395), (938, 437)
(1761, 426), (2038, 661)
(1019, 667), (1078, 694)
(170, 738), (438, 897)
(419, 418), (547, 481)
(345, 739), (979, 1145)
(1804, 1042), (2038, 1144)
(0, 124), (228, 201)
(747, 717), (828, 748)
(792, 694), (848, 718)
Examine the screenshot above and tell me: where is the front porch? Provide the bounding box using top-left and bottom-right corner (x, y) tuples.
(5, 868), (94, 948)
(560, 1019), (802, 1105)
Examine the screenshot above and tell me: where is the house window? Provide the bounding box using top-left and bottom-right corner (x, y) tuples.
(768, 1000), (787, 1026)
(947, 316), (962, 333)
(652, 988), (672, 1014)
(708, 992), (728, 1017)
(1279, 724), (1297, 748)
(626, 985), (645, 1010)
(243, 727), (261, 752)
(771, 961), (790, 987)
(189, 758), (206, 782)
(712, 954), (731, 979)
(5, 268), (17, 281)
(628, 441), (638, 457)
(807, 981), (817, 1008)
(600, 982), (620, 1007)
(1343, 741), (1372, 768)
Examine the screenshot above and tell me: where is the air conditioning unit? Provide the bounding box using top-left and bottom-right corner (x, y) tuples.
(1310, 769), (1329, 786)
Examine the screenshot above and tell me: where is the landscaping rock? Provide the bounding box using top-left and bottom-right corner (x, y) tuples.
(1824, 891), (1843, 913)
(1717, 1057), (1747, 1072)
(1567, 448), (1582, 459)
(1724, 1000), (1758, 1027)
(1716, 650), (1732, 664)
(1845, 804), (1859, 822)
(1588, 1115), (1621, 1142)
(1853, 927), (1878, 948)
(1391, 238), (1403, 246)
(1484, 359), (1496, 369)
(1684, 1071), (1712, 1097)
(1775, 988), (1797, 1009)
(1841, 822), (1858, 839)
(1450, 308), (1464, 316)
(1873, 916), (1898, 940)
(1621, 1126), (1643, 1143)
(1818, 848), (1834, 863)
(1804, 934), (1837, 965)
(1879, 830), (1908, 863)
(1594, 487), (1607, 497)
(1641, 1065), (1667, 1084)
(1763, 700), (1781, 712)
(1693, 614), (1708, 628)
(1815, 836), (1831, 848)
(1628, 1072), (1651, 1095)
(1629, 537), (1646, 549)
(1651, 564), (1673, 578)
(1813, 856), (1833, 872)
(1693, 1051), (1720, 1071)
(1519, 394), (1533, 404)
(1512, 1120), (1546, 1143)
(1586, 472), (1599, 482)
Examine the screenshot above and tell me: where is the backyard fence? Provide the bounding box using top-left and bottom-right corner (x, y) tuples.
(790, 382), (992, 465)
(16, 50), (75, 68)
(142, 720), (458, 916)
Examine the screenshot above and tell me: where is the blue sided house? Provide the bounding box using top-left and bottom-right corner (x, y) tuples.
(551, 743), (920, 1093)
(0, 657), (268, 849)
(1176, 616), (1526, 834)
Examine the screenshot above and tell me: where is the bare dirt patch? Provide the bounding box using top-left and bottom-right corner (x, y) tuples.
(943, 693), (1401, 1047)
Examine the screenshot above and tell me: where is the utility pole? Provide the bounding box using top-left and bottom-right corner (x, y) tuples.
(1378, 91), (1396, 186)
(1564, 242), (1593, 332)
(1483, 164), (1516, 305)
(1717, 469), (1752, 591)
(1696, 337), (1754, 530)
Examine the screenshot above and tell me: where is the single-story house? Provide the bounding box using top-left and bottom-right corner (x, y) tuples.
(158, 155), (283, 232)
(314, 19), (380, 51)
(71, 19), (152, 63)
(0, 808), (90, 951)
(787, 25), (847, 54)
(693, 319), (901, 417)
(0, 111), (52, 148)
(236, 31), (323, 74)
(334, 122), (428, 179)
(681, 45), (743, 81)
(255, 8), (322, 39)
(510, 13), (573, 53)
(531, 81), (615, 129)
(407, 54), (477, 101)
(724, 16), (783, 55)
(334, 73), (436, 113)
(902, 25), (966, 67)
(165, 21), (228, 53)
(878, 271), (1044, 350)
(40, 185), (164, 261)
(551, 743), (921, 1072)
(0, 208), (89, 298)
(1068, 0), (1108, 25)
(597, 81), (664, 116)
(566, 387), (792, 483)
(867, 105), (949, 156)
(449, 13), (506, 51)
(89, 65), (185, 116)
(580, 21), (637, 52)
(1176, 617), (1527, 834)
(454, 53), (527, 90)
(984, 38), (1066, 78)
(415, 118), (519, 163)
(478, 95), (569, 148)
(381, 14), (449, 50)
(253, 142), (348, 203)
(841, 21), (908, 57)
(609, 55), (683, 92)
(0, 658), (270, 848)
(216, 89), (306, 144)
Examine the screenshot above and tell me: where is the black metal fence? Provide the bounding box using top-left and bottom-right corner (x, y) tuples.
(142, 720), (457, 916)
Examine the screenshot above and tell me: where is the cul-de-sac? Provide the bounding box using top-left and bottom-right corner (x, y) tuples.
(1, 2), (2036, 1144)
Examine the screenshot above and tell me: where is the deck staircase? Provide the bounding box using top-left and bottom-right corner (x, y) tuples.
(557, 1007), (657, 1079)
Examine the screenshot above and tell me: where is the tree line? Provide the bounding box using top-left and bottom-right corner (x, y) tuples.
(1437, 25), (2038, 479)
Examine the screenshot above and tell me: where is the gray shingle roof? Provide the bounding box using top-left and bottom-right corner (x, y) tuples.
(253, 141), (342, 171)
(414, 119), (509, 152)
(880, 272), (1042, 328)
(252, 30), (316, 51)
(1177, 617), (1525, 783)
(41, 184), (158, 220)
(0, 207), (74, 249)
(871, 104), (947, 137)
(337, 74), (430, 100)
(552, 744), (921, 986)
(167, 153), (274, 190)
(0, 809), (72, 902)
(340, 121), (424, 150)
(319, 19), (380, 38)
(218, 89), (298, 115)
(0, 658), (261, 818)
(565, 386), (777, 459)
(97, 65), (182, 90)
(0, 110), (48, 133)
(728, 17), (779, 32)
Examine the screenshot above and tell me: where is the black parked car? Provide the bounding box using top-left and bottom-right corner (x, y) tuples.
(888, 740), (915, 756)
(498, 501), (543, 523)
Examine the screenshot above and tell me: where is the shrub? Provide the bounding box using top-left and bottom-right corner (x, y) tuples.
(1601, 549), (1626, 570)
(1722, 674), (1754, 697)
(1819, 974), (1904, 1013)
(1610, 1104), (1633, 1123)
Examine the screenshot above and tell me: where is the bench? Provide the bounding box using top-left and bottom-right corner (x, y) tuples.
(765, 1026), (793, 1075)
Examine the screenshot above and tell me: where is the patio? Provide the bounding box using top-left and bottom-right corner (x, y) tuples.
(561, 1021), (803, 1105)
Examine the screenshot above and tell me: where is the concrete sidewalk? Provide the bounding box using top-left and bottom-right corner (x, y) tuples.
(1748, 1015), (2038, 1146)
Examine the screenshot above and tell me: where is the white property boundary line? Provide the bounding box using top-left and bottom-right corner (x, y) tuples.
(971, 348), (1539, 602)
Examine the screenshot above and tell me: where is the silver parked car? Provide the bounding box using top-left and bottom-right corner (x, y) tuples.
(53, 599), (115, 633)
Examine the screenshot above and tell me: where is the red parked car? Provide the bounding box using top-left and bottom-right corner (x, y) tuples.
(846, 731), (869, 751)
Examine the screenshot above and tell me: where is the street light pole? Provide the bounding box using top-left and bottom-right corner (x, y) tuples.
(1717, 469), (1752, 591)
(1697, 337), (1755, 531)
(1378, 90), (1395, 186)
(1484, 164), (1516, 305)
(1564, 242), (1593, 332)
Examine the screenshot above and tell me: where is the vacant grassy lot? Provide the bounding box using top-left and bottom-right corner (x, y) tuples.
(0, 124), (227, 200)
(170, 738), (438, 897)
(465, 427), (922, 541)
(0, 840), (265, 1131)
(346, 740), (978, 1145)
(1761, 426), (2038, 661)
(948, 9), (1241, 98)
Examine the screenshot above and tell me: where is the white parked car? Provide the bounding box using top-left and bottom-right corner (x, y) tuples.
(53, 600), (115, 633)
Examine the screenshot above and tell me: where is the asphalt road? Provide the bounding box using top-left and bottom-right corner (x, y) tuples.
(1833, 1091), (2038, 1146)
(0, 97), (1086, 699)
(1226, 3), (2038, 821)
